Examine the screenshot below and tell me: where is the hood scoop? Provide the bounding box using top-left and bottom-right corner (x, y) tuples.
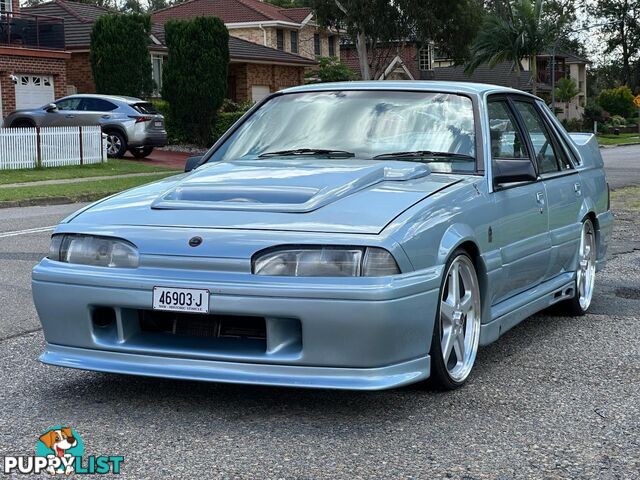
(151, 160), (431, 213)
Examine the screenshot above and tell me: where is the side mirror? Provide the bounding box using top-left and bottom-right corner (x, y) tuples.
(184, 155), (203, 173)
(493, 158), (537, 187)
(44, 103), (58, 113)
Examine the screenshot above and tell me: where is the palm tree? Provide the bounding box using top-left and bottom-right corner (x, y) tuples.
(554, 77), (580, 118)
(465, 0), (556, 96)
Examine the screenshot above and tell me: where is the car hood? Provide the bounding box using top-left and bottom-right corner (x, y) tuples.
(67, 159), (465, 234)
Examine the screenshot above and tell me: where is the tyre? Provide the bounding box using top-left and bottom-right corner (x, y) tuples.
(105, 131), (127, 158)
(429, 249), (482, 390)
(130, 146), (154, 159)
(560, 218), (597, 316)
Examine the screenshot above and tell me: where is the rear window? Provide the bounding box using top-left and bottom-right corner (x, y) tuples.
(132, 103), (158, 115)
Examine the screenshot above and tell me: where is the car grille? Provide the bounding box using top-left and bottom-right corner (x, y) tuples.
(139, 310), (267, 340)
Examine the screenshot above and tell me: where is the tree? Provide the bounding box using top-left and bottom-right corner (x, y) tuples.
(90, 14), (153, 97)
(555, 77), (579, 116)
(162, 17), (230, 145)
(466, 0), (556, 95)
(597, 86), (636, 118)
(588, 0), (640, 87)
(310, 0), (481, 80)
(306, 57), (356, 83)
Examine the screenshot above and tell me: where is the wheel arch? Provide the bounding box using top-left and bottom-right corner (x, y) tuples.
(101, 124), (128, 142)
(8, 117), (36, 128)
(437, 224), (489, 324)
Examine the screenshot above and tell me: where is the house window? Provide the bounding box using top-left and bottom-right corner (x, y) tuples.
(314, 34), (321, 56)
(290, 30), (298, 54)
(328, 35), (335, 57)
(419, 45), (433, 71)
(151, 54), (164, 96)
(276, 29), (284, 51)
(0, 0), (12, 12)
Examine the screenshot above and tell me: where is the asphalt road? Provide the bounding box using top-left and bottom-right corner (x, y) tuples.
(0, 152), (639, 478)
(601, 144), (640, 189)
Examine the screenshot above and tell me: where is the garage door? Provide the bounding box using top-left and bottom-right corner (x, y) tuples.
(15, 75), (55, 110)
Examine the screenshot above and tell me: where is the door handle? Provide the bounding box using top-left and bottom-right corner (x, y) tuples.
(574, 183), (582, 196)
(536, 191), (545, 214)
(101, 115), (111, 119)
(65, 114), (75, 118)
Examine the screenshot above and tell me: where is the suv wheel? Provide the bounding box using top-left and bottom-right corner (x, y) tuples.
(105, 131), (127, 158)
(130, 146), (154, 159)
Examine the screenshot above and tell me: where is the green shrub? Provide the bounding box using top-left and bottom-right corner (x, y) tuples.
(306, 57), (356, 83)
(597, 86), (635, 118)
(220, 98), (254, 113)
(609, 115), (626, 127)
(151, 99), (189, 144)
(212, 111), (245, 142)
(90, 14), (153, 97)
(162, 17), (230, 146)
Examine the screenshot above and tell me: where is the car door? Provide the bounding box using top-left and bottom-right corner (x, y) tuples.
(487, 97), (551, 303)
(76, 97), (119, 126)
(512, 99), (582, 280)
(42, 97), (83, 127)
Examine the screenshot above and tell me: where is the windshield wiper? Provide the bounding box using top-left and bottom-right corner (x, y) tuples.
(372, 150), (475, 161)
(258, 148), (355, 158)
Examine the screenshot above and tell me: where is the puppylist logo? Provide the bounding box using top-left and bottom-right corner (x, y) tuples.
(3, 427), (124, 475)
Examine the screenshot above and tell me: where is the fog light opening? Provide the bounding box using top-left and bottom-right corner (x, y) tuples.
(93, 307), (116, 328)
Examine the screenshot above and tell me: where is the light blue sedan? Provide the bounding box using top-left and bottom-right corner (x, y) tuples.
(32, 82), (613, 390)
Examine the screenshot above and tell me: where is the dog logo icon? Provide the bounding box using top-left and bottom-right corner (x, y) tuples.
(37, 427), (83, 475)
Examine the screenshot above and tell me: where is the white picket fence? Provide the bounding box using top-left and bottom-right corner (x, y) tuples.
(0, 126), (106, 170)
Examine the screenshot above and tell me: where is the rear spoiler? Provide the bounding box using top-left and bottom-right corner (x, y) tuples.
(567, 133), (603, 169)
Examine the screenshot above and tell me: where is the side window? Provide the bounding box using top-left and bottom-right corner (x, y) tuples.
(55, 98), (81, 111)
(487, 101), (528, 159)
(513, 101), (566, 174)
(80, 98), (117, 112)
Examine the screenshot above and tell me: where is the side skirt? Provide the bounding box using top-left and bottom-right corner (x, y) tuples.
(479, 272), (575, 346)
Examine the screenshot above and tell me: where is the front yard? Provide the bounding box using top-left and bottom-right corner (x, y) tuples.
(597, 133), (640, 146)
(0, 160), (180, 205)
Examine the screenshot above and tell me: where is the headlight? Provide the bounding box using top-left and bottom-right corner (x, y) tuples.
(49, 234), (139, 268)
(252, 246), (400, 277)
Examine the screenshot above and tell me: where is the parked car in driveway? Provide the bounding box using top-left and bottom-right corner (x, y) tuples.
(4, 94), (167, 159)
(32, 82), (613, 391)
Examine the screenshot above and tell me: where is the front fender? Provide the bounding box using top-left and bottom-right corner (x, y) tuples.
(436, 223), (478, 265)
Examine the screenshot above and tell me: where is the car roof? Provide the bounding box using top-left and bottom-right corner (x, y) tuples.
(280, 80), (539, 99)
(61, 94), (144, 104)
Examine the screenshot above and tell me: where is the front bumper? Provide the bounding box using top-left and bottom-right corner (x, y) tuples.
(33, 260), (441, 390)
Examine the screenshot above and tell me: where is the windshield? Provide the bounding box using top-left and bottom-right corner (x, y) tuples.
(212, 90), (477, 173)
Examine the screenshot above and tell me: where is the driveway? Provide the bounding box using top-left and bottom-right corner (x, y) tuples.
(122, 148), (194, 170)
(0, 200), (638, 478)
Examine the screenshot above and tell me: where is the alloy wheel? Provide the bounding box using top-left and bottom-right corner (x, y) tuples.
(106, 135), (122, 156)
(576, 220), (596, 310)
(439, 255), (482, 383)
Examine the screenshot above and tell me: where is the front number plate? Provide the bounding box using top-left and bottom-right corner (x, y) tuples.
(152, 287), (210, 314)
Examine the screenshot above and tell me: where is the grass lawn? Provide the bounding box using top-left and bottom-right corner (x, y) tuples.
(611, 185), (640, 212)
(597, 133), (640, 146)
(0, 172), (178, 203)
(0, 159), (179, 185)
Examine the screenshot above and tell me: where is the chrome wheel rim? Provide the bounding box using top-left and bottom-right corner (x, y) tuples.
(440, 255), (481, 383)
(577, 220), (596, 310)
(106, 135), (121, 156)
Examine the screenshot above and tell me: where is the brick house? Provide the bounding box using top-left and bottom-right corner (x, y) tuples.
(341, 41), (435, 81)
(151, 0), (340, 62)
(0, 0), (69, 124)
(25, 0), (317, 103)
